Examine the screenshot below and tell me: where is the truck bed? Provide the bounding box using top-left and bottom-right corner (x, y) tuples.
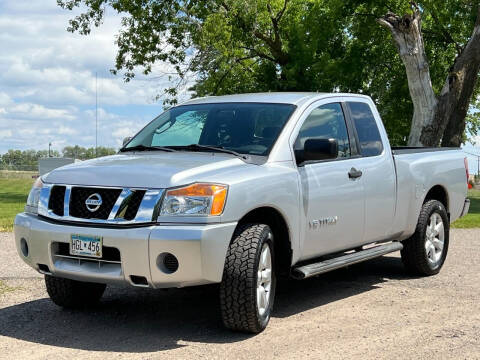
(390, 146), (466, 241)
(391, 147), (459, 155)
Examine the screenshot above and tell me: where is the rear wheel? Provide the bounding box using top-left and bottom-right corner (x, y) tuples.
(401, 200), (449, 276)
(45, 275), (106, 308)
(220, 223), (276, 333)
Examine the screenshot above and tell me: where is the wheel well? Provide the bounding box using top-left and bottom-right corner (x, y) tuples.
(424, 185), (448, 211)
(236, 207), (292, 278)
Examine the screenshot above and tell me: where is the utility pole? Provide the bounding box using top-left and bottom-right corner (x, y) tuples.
(95, 71), (98, 158)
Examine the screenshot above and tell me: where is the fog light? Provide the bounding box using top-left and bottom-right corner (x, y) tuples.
(157, 253), (179, 274)
(20, 238), (29, 257)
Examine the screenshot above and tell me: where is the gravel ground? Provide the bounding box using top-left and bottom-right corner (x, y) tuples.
(0, 230), (479, 360)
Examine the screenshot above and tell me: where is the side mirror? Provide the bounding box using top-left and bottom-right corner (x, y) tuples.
(122, 137), (132, 146)
(298, 138), (338, 164)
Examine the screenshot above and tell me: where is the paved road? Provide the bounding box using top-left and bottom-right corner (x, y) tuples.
(0, 230), (479, 359)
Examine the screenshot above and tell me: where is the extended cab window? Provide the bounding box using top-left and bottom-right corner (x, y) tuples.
(294, 103), (351, 159)
(348, 102), (384, 157)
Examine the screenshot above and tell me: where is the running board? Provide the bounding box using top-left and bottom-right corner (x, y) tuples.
(292, 242), (403, 280)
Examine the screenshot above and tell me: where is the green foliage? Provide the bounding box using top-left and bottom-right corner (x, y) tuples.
(58, 0), (480, 144)
(61, 145), (117, 159)
(0, 149), (60, 170)
(0, 146), (117, 169)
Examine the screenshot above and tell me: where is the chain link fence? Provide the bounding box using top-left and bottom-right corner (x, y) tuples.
(0, 164), (38, 172)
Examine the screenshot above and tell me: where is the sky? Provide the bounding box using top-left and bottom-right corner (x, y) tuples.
(1, 1), (480, 172)
(0, 1), (187, 154)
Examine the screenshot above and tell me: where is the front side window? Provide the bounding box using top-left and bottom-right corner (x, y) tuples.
(294, 103), (351, 159)
(348, 102), (383, 157)
(125, 103), (296, 156)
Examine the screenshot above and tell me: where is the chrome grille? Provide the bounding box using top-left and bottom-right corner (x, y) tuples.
(116, 190), (146, 220)
(38, 184), (164, 225)
(48, 186), (66, 216)
(69, 187), (122, 220)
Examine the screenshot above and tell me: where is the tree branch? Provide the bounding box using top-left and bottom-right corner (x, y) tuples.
(239, 46), (277, 63)
(430, 9), (462, 54)
(275, 0), (289, 23)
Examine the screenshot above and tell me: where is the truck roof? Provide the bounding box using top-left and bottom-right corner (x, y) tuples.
(180, 92), (371, 107)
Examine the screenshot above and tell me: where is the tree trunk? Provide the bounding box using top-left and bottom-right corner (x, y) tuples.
(379, 5), (480, 147)
(441, 11), (480, 147)
(378, 8), (437, 146)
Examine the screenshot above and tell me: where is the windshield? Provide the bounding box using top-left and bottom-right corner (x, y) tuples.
(124, 102), (296, 156)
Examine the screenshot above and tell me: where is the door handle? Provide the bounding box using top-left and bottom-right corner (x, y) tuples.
(348, 167), (363, 179)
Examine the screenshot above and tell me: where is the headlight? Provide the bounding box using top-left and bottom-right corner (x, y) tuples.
(159, 183), (228, 217)
(25, 177), (43, 215)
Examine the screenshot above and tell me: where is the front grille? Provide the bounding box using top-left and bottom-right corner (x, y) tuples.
(55, 242), (121, 262)
(48, 186), (66, 216)
(69, 187), (122, 220)
(41, 184), (163, 224)
(116, 190), (146, 221)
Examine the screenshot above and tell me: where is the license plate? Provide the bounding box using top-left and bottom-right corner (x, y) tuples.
(70, 234), (102, 258)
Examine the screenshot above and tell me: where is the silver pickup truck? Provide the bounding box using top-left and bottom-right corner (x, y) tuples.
(14, 93), (470, 333)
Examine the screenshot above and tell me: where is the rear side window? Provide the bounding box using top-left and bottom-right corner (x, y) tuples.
(348, 102), (383, 157)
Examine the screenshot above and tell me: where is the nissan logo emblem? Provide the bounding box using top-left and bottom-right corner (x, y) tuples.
(85, 193), (103, 212)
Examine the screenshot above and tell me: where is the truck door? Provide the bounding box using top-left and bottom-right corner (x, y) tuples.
(292, 100), (366, 260)
(344, 100), (396, 243)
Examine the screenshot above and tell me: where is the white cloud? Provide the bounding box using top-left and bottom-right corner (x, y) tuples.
(0, 92), (12, 107)
(0, 129), (13, 138)
(0, 0), (184, 154)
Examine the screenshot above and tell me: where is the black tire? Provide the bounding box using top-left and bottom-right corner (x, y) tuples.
(45, 275), (106, 309)
(220, 223), (276, 333)
(401, 200), (449, 276)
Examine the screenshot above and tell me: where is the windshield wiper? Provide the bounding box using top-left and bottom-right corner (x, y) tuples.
(170, 144), (249, 159)
(119, 144), (176, 152)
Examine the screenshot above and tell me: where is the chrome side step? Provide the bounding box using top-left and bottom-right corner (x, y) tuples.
(292, 242), (403, 280)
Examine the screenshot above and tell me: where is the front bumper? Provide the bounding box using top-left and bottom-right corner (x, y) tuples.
(14, 213), (237, 288)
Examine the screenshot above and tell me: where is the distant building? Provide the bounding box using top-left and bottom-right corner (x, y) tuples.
(38, 158), (80, 176)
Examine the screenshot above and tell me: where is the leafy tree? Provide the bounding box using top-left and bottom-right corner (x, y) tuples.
(0, 149), (61, 169)
(377, 1), (480, 146)
(57, 0), (480, 146)
(0, 146), (116, 169)
(62, 146), (117, 159)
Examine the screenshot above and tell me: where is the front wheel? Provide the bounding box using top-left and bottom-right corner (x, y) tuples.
(401, 200), (449, 276)
(220, 223), (276, 333)
(45, 275), (106, 309)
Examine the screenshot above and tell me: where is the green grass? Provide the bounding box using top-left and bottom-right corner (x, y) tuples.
(0, 170), (37, 179)
(0, 177), (34, 232)
(0, 280), (17, 295)
(451, 189), (480, 229)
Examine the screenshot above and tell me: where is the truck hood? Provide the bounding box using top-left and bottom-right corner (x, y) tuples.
(43, 152), (253, 188)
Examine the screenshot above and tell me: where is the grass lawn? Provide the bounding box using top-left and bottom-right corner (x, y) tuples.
(451, 189), (480, 228)
(0, 175), (35, 232)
